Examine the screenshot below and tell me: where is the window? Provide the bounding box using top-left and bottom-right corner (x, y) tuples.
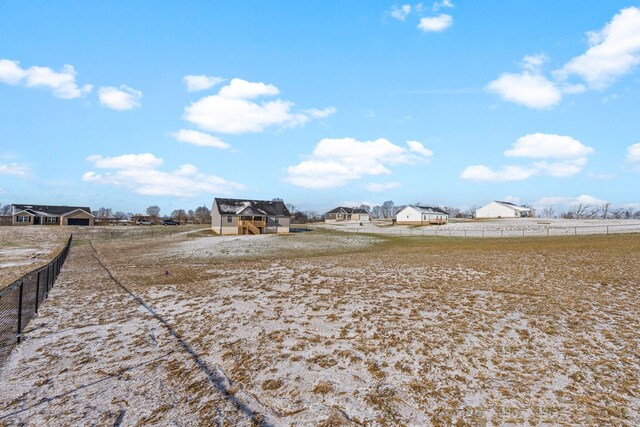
(227, 216), (233, 223)
(275, 218), (279, 224)
(16, 216), (31, 223)
(45, 217), (58, 223)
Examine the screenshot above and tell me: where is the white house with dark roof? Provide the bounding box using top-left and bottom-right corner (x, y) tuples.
(212, 198), (291, 235)
(324, 207), (370, 222)
(11, 204), (94, 226)
(475, 201), (535, 219)
(395, 206), (449, 225)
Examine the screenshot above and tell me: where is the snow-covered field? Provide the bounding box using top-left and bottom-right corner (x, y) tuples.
(1, 228), (639, 425)
(318, 218), (640, 238)
(0, 227), (71, 283)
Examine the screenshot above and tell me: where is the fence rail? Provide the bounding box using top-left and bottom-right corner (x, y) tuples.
(0, 234), (72, 363)
(335, 223), (640, 238)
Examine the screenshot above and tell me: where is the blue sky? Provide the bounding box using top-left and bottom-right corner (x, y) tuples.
(1, 1), (639, 214)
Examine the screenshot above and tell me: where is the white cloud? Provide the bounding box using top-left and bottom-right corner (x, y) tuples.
(0, 162), (28, 177)
(535, 194), (607, 207)
(98, 85), (142, 110)
(364, 182), (401, 192)
(83, 153), (245, 197)
(183, 75), (225, 92)
(407, 140), (434, 157)
(504, 133), (594, 159)
(86, 153), (163, 170)
(533, 158), (588, 177)
(461, 133), (593, 181)
(184, 78), (335, 134)
(172, 129), (229, 149)
(520, 53), (548, 72)
(460, 165), (537, 182)
(418, 14), (453, 32)
(218, 78), (279, 99)
(305, 107), (338, 118)
(627, 143), (640, 171)
(557, 7), (640, 89)
(489, 7), (640, 108)
(486, 71), (561, 109)
(390, 4), (412, 21)
(0, 59), (92, 99)
(285, 137), (433, 189)
(502, 195), (521, 204)
(432, 0), (453, 11)
(0, 59), (26, 84)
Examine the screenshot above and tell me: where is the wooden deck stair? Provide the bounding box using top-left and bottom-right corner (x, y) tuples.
(246, 222), (261, 235)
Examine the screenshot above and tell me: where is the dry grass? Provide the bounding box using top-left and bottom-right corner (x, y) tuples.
(1, 228), (639, 425)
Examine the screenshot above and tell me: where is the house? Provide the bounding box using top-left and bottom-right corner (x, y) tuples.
(212, 198), (291, 235)
(475, 201), (535, 219)
(324, 207), (370, 222)
(11, 204), (94, 226)
(395, 206), (449, 225)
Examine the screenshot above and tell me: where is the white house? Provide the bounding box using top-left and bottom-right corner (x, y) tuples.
(475, 201), (535, 219)
(395, 206), (449, 225)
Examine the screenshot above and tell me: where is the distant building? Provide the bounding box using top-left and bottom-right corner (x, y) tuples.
(11, 204), (94, 226)
(395, 206), (449, 225)
(212, 198), (291, 235)
(475, 201), (535, 219)
(324, 207), (370, 222)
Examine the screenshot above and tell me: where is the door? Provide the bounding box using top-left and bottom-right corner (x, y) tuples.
(67, 218), (90, 226)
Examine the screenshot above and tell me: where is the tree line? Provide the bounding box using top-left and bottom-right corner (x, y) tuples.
(89, 205), (212, 224)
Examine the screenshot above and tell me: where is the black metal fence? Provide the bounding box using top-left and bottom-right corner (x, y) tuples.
(0, 234), (72, 363)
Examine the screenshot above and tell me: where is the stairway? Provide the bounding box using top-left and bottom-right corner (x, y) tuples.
(246, 222), (261, 235)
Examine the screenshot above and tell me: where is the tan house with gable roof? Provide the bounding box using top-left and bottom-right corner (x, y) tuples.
(11, 204), (94, 226)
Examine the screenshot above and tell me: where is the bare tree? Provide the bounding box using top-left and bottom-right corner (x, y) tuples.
(97, 207), (112, 218)
(381, 200), (395, 219)
(568, 204), (599, 219)
(187, 209), (196, 223)
(0, 203), (11, 216)
(146, 205), (161, 222)
(463, 205), (477, 218)
(542, 206), (555, 218)
(370, 205), (382, 219)
(600, 202), (611, 219)
(113, 211), (128, 220)
(194, 206), (211, 224)
(171, 209), (189, 224)
(359, 204), (371, 213)
(440, 206), (461, 217)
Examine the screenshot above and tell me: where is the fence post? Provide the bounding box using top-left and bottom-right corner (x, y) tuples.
(47, 264), (52, 295)
(482, 230), (484, 238)
(35, 271), (41, 313)
(522, 229), (525, 237)
(575, 227), (577, 236)
(606, 226), (609, 235)
(17, 281), (23, 344)
(547, 228), (549, 237)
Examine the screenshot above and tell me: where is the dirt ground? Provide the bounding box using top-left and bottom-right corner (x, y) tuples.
(0, 227), (71, 284)
(0, 228), (639, 426)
